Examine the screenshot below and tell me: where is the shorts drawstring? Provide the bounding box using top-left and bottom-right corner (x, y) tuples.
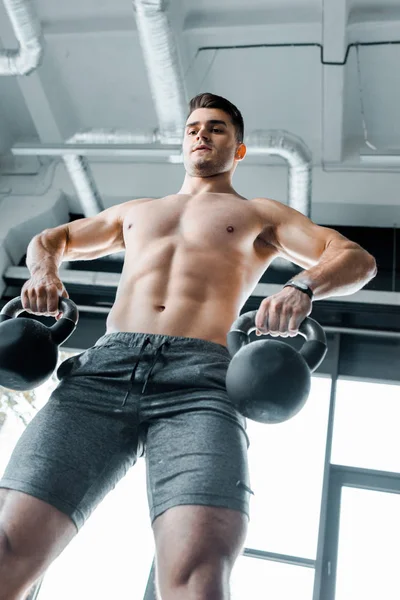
(121, 336), (151, 406)
(122, 337), (171, 405)
(141, 339), (170, 394)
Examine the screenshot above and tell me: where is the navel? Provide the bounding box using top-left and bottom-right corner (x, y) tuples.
(156, 305), (166, 312)
(227, 226), (234, 233)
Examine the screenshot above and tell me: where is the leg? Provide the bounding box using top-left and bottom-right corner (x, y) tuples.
(141, 335), (253, 599)
(145, 408), (251, 600)
(0, 488), (77, 600)
(153, 504), (248, 600)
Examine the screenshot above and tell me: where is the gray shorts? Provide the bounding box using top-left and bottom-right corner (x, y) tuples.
(0, 332), (252, 530)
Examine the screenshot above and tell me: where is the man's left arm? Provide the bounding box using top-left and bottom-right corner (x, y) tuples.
(254, 199), (377, 336)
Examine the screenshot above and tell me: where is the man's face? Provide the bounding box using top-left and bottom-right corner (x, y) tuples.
(182, 107), (242, 177)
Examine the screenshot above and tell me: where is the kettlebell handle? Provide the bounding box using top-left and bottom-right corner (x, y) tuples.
(227, 310), (327, 373)
(0, 296), (79, 346)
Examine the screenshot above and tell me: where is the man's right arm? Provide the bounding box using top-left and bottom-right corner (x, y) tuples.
(22, 199), (147, 316)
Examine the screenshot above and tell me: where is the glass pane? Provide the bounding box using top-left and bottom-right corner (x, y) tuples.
(231, 556), (314, 600)
(0, 350), (77, 474)
(332, 379), (400, 472)
(245, 376), (331, 559)
(0, 408), (25, 474)
(335, 487), (400, 600)
(38, 460), (155, 600)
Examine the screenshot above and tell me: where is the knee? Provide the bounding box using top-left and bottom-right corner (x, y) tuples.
(0, 524), (28, 600)
(188, 557), (231, 597)
(158, 555), (231, 600)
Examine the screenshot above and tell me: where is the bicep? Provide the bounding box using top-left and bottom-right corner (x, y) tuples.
(64, 203), (129, 261)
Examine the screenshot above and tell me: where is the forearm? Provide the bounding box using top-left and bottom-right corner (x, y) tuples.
(26, 226), (68, 276)
(293, 243), (377, 300)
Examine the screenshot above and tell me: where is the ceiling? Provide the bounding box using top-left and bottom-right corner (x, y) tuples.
(0, 0), (400, 228)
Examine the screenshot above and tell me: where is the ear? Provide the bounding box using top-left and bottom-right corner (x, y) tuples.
(235, 143), (246, 161)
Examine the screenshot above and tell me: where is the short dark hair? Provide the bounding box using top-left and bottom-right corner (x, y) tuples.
(187, 93), (244, 144)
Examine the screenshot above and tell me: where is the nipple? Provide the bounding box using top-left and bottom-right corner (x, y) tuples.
(227, 226), (234, 233)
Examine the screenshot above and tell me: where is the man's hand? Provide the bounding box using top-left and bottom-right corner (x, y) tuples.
(255, 287), (312, 338)
(21, 272), (69, 321)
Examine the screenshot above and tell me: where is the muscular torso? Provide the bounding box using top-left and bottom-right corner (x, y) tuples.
(106, 193), (278, 346)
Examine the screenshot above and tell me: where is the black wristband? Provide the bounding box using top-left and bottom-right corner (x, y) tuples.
(283, 280), (314, 300)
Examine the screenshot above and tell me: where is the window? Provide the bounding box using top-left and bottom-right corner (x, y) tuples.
(245, 376), (331, 559)
(38, 461), (154, 600)
(335, 487), (400, 600)
(331, 379), (400, 472)
(231, 555), (315, 600)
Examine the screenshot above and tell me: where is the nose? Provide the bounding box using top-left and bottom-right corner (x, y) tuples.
(196, 127), (210, 142)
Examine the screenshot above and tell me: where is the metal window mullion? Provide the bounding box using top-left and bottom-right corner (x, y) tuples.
(242, 547), (315, 568)
(24, 576), (44, 600)
(318, 469), (343, 600)
(142, 558), (156, 600)
(313, 333), (341, 600)
(331, 464), (400, 494)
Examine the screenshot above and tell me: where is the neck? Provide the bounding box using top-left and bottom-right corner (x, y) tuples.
(178, 172), (237, 196)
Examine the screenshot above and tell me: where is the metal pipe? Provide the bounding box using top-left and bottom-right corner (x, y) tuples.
(0, 0), (44, 75)
(12, 141), (182, 157)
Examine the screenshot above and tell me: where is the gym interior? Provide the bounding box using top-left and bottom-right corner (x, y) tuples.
(0, 0), (399, 599)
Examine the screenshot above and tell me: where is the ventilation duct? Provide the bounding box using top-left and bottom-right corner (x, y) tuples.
(0, 0), (44, 75)
(63, 155), (103, 218)
(246, 130), (312, 218)
(133, 0), (187, 141)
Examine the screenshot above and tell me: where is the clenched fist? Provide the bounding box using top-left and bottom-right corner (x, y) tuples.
(21, 273), (69, 320)
(255, 286), (312, 338)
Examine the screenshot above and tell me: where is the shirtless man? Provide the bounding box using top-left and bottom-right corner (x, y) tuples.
(0, 93), (376, 600)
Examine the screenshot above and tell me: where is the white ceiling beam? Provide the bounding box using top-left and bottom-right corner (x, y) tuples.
(321, 0), (350, 164)
(14, 74), (64, 142)
(0, 2), (65, 143)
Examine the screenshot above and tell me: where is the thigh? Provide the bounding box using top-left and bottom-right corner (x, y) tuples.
(145, 408), (253, 525)
(0, 375), (140, 530)
(0, 487), (77, 559)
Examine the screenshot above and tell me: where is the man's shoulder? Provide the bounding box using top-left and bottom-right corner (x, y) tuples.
(250, 197), (292, 222)
(116, 197), (154, 215)
(123, 197), (155, 207)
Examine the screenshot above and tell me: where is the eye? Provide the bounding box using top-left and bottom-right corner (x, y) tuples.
(212, 128), (222, 133)
(187, 130), (197, 135)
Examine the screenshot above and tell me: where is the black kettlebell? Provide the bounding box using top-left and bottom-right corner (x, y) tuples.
(226, 310), (327, 424)
(0, 297), (79, 391)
